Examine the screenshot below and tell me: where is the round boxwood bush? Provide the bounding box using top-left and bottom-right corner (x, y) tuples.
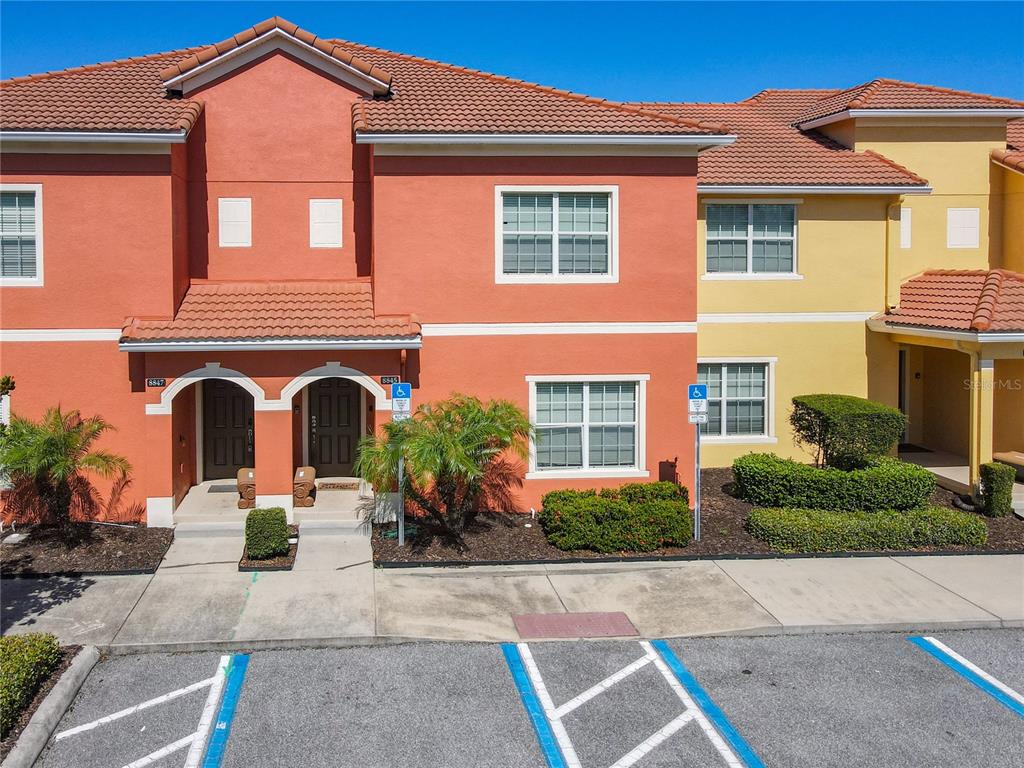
(1, 632), (61, 738)
(540, 484), (691, 552)
(790, 394), (907, 469)
(732, 453), (934, 512)
(245, 507), (289, 560)
(747, 506), (988, 553)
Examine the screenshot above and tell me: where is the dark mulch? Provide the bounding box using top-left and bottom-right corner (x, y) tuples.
(372, 467), (1024, 564)
(0, 645), (80, 760)
(0, 524), (173, 577)
(239, 526), (299, 571)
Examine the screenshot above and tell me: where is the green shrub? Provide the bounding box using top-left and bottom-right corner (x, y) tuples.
(747, 506), (988, 553)
(540, 487), (691, 552)
(599, 481), (689, 506)
(791, 394), (907, 468)
(980, 462), (1016, 518)
(1, 633), (61, 738)
(244, 507), (289, 560)
(732, 453), (934, 512)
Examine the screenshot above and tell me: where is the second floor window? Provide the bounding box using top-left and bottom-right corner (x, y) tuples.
(706, 203), (796, 274)
(499, 188), (616, 282)
(1, 187), (42, 283)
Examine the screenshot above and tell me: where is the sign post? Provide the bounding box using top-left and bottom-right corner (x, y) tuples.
(687, 384), (708, 542)
(390, 383), (412, 546)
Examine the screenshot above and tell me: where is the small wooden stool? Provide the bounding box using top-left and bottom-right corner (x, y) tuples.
(293, 466), (317, 508)
(237, 467), (256, 509)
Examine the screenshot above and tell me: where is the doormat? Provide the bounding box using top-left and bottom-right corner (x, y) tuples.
(512, 612), (639, 639)
(319, 482), (360, 491)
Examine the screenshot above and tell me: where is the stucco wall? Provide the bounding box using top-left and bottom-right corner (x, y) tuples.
(1000, 167), (1024, 272)
(920, 346), (971, 456)
(993, 359), (1024, 453)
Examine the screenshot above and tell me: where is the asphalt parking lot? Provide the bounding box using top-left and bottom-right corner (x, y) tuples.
(39, 628), (1022, 768)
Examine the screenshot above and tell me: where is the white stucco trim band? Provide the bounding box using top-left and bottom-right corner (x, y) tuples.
(1, 328), (122, 342)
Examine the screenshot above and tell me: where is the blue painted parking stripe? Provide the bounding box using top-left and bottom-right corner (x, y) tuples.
(501, 644), (568, 768)
(908, 636), (1024, 718)
(201, 654), (250, 768)
(651, 639), (765, 768)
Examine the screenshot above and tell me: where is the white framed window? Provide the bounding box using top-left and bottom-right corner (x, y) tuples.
(947, 207), (979, 249)
(704, 202), (798, 277)
(526, 374), (648, 479)
(309, 199), (343, 248)
(218, 197), (251, 247)
(697, 359), (777, 443)
(899, 206), (912, 249)
(496, 185), (618, 284)
(1, 184), (43, 287)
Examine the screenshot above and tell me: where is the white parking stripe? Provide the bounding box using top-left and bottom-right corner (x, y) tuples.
(921, 637), (1024, 707)
(553, 649), (654, 719)
(610, 711), (697, 768)
(120, 734), (196, 768)
(642, 641), (744, 768)
(184, 655), (231, 768)
(517, 643), (583, 768)
(55, 677), (217, 740)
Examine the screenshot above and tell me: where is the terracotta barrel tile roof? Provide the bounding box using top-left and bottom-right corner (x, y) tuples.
(1008, 119), (1024, 151)
(883, 269), (1024, 333)
(794, 78), (1024, 124)
(121, 280), (420, 343)
(993, 148), (1024, 173)
(626, 90), (928, 187)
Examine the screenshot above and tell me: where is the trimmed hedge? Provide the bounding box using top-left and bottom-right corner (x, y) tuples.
(747, 506), (988, 553)
(1, 633), (61, 738)
(540, 483), (691, 552)
(245, 507), (289, 560)
(980, 462), (1016, 518)
(791, 394), (907, 469)
(732, 453), (934, 512)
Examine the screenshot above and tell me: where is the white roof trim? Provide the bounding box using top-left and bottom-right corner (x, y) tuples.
(356, 133), (737, 147)
(698, 184), (931, 195)
(867, 317), (1024, 343)
(119, 337), (421, 352)
(798, 108), (1024, 130)
(0, 131), (187, 144)
(164, 28), (390, 95)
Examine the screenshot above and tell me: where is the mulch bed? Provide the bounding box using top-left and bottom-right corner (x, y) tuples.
(0, 645), (80, 761)
(372, 467), (1024, 565)
(0, 524), (173, 577)
(239, 526), (299, 571)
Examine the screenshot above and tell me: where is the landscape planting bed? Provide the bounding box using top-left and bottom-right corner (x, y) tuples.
(0, 524), (173, 577)
(372, 468), (1024, 565)
(0, 645), (79, 761)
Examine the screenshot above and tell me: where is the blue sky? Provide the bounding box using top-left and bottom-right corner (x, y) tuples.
(2, 2), (1022, 102)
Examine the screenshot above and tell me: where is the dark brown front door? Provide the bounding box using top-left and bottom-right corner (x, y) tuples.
(203, 380), (254, 480)
(309, 378), (360, 476)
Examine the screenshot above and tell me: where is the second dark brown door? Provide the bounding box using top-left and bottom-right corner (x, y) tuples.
(203, 380), (254, 480)
(309, 378), (360, 476)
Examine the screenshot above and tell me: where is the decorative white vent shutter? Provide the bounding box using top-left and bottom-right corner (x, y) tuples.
(309, 199), (343, 248)
(218, 198), (252, 247)
(899, 207), (912, 249)
(946, 208), (979, 249)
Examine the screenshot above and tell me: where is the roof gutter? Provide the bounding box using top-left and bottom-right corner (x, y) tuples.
(0, 130), (188, 144)
(355, 133), (737, 147)
(798, 108), (1024, 130)
(867, 317), (1024, 343)
(697, 184), (932, 195)
(118, 337), (423, 352)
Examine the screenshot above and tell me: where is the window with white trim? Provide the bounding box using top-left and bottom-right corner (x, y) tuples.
(697, 362), (769, 437)
(946, 207), (979, 249)
(218, 198), (252, 247)
(706, 204), (796, 273)
(498, 188), (616, 281)
(309, 199), (343, 248)
(1, 186), (42, 283)
(534, 381), (638, 470)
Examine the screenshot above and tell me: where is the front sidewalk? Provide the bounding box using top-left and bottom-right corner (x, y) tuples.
(2, 542), (1021, 649)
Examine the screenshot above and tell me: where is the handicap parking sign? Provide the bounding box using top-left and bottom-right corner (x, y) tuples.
(688, 384), (707, 401)
(391, 383), (412, 400)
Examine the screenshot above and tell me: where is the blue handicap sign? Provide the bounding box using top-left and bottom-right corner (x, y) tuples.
(688, 384), (707, 401)
(391, 382), (412, 399)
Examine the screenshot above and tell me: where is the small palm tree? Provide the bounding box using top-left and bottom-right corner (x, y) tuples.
(356, 394), (532, 540)
(0, 406), (131, 535)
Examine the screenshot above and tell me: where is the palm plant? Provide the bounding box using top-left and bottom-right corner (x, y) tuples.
(355, 394), (532, 540)
(0, 406), (131, 535)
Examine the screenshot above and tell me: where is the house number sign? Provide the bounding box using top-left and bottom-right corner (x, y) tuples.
(146, 378), (166, 388)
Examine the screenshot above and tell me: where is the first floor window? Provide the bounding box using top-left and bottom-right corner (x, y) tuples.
(697, 362), (769, 437)
(706, 203), (796, 274)
(501, 189), (613, 278)
(534, 381), (638, 470)
(1, 188), (41, 280)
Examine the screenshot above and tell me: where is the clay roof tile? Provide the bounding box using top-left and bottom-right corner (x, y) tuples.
(883, 269), (1024, 333)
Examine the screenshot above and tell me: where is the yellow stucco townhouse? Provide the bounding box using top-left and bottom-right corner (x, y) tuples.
(633, 79), (1024, 510)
